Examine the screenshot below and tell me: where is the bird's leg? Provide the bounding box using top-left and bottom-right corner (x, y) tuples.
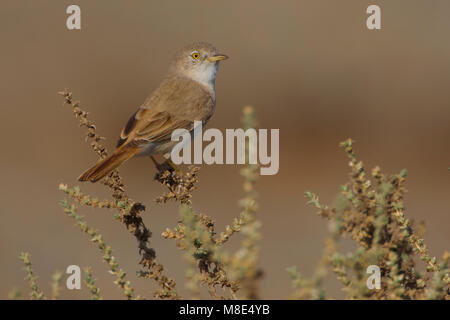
(166, 159), (181, 174)
(150, 156), (160, 169)
(151, 156), (181, 174)
(150, 155), (169, 173)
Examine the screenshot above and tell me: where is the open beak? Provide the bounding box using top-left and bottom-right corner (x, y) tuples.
(206, 54), (229, 62)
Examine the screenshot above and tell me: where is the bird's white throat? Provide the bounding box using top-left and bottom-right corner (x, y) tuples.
(186, 63), (218, 94)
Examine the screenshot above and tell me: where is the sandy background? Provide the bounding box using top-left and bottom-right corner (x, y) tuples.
(1, 0), (449, 299)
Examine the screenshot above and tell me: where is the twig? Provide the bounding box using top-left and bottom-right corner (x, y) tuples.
(84, 267), (102, 300)
(59, 89), (178, 299)
(60, 199), (137, 299)
(50, 271), (63, 300)
(19, 252), (45, 300)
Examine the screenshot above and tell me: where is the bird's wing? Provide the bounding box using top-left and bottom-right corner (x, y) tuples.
(116, 109), (195, 148)
(116, 76), (214, 148)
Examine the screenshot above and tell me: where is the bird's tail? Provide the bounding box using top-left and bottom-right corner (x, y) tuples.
(78, 145), (139, 182)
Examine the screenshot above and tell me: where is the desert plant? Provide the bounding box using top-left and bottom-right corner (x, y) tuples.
(11, 91), (448, 300)
(12, 90), (262, 300)
(289, 139), (449, 299)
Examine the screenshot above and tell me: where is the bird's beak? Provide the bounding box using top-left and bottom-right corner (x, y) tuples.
(206, 54), (229, 62)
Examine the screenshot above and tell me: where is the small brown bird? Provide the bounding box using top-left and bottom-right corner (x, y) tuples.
(78, 42), (228, 182)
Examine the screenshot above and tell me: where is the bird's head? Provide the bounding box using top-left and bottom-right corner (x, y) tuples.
(169, 42), (228, 88)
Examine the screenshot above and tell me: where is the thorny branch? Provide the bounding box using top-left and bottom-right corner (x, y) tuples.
(58, 89), (178, 299)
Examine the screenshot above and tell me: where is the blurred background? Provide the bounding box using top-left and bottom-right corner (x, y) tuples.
(1, 0), (449, 299)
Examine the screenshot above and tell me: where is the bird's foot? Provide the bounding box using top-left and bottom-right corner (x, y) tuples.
(152, 156), (181, 176)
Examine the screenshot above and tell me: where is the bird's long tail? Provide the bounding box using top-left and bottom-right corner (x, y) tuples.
(78, 145), (139, 182)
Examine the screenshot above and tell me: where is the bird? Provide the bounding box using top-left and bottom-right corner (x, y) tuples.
(78, 42), (228, 182)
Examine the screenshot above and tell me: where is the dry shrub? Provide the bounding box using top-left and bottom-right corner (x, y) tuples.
(289, 139), (449, 300)
(12, 90), (448, 300)
(14, 90), (262, 300)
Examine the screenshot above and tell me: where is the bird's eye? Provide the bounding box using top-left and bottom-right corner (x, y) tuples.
(191, 52), (200, 60)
